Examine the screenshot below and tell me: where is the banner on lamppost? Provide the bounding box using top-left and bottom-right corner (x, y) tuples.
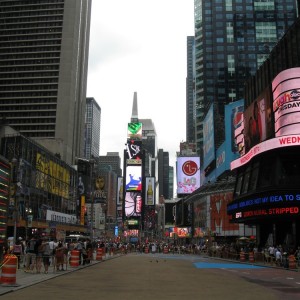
(27, 215), (33, 228)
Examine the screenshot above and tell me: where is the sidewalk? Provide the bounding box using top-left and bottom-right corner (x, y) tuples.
(0, 253), (120, 296)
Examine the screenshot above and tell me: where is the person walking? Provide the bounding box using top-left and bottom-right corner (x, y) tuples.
(12, 237), (23, 269)
(36, 238), (44, 274)
(42, 238), (51, 274)
(25, 236), (37, 273)
(55, 242), (65, 271)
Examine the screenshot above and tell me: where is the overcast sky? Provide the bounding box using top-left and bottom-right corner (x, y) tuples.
(87, 0), (194, 169)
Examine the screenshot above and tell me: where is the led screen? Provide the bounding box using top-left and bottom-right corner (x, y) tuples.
(272, 68), (300, 137)
(125, 165), (142, 191)
(177, 157), (200, 195)
(125, 191), (142, 217)
(127, 122), (142, 140)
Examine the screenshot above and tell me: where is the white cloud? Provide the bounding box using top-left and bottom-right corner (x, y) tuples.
(87, 0), (194, 170)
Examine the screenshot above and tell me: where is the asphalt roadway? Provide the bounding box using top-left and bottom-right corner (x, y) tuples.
(0, 252), (300, 300)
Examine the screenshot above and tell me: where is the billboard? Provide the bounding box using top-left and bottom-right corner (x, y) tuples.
(145, 177), (155, 206)
(125, 165), (142, 191)
(116, 177), (123, 205)
(125, 140), (142, 160)
(225, 99), (244, 157)
(125, 191), (142, 217)
(127, 122), (142, 140)
(177, 157), (201, 194)
(272, 68), (300, 137)
(243, 87), (273, 153)
(203, 105), (215, 169)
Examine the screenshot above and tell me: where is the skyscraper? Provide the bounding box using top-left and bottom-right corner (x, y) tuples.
(0, 0), (92, 165)
(186, 36), (195, 143)
(194, 0), (298, 159)
(84, 97), (101, 160)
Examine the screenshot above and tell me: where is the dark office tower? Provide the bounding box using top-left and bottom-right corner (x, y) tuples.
(99, 152), (122, 177)
(0, 0), (92, 165)
(157, 149), (170, 200)
(194, 0), (298, 157)
(84, 97), (101, 160)
(168, 166), (174, 199)
(186, 36), (195, 143)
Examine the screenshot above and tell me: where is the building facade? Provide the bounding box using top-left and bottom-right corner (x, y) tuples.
(228, 17), (300, 249)
(186, 36), (195, 143)
(84, 97), (101, 160)
(0, 0), (92, 165)
(194, 0), (298, 159)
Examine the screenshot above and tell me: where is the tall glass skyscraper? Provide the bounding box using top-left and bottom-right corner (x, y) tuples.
(84, 97), (101, 160)
(0, 0), (91, 165)
(194, 0), (298, 159)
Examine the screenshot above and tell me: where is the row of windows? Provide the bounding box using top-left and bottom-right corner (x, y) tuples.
(0, 22), (63, 29)
(0, 1), (64, 8)
(234, 149), (300, 198)
(0, 65), (60, 72)
(19, 131), (55, 138)
(0, 78), (58, 85)
(0, 16), (64, 23)
(0, 61), (60, 67)
(0, 92), (58, 98)
(0, 34), (62, 41)
(0, 85), (58, 91)
(0, 72), (59, 79)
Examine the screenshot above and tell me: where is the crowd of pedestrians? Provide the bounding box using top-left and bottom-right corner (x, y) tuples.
(5, 235), (96, 274)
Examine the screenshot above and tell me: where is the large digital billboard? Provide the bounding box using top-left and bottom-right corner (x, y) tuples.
(125, 140), (142, 160)
(243, 87), (273, 153)
(145, 177), (155, 206)
(203, 105), (215, 169)
(125, 191), (142, 217)
(127, 122), (142, 140)
(177, 157), (200, 195)
(125, 165), (142, 191)
(272, 68), (300, 137)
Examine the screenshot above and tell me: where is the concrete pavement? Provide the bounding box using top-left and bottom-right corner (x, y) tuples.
(0, 253), (120, 296)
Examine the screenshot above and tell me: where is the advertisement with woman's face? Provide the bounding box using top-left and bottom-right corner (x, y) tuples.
(243, 88), (273, 152)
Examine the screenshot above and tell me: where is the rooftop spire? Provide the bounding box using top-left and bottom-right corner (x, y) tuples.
(131, 91), (138, 122)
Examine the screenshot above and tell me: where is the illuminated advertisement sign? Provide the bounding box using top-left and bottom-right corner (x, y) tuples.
(231, 134), (300, 170)
(177, 157), (200, 194)
(145, 177), (155, 206)
(125, 165), (142, 191)
(117, 177), (123, 205)
(243, 88), (273, 153)
(125, 140), (142, 160)
(228, 192), (300, 221)
(232, 206), (300, 221)
(127, 122), (142, 140)
(272, 68), (300, 137)
(169, 227), (191, 238)
(203, 105), (215, 168)
(125, 191), (142, 217)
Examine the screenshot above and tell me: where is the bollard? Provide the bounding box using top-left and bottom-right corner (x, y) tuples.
(240, 251), (245, 262)
(144, 246), (149, 254)
(248, 252), (254, 263)
(1, 254), (18, 286)
(96, 248), (103, 261)
(163, 247), (168, 254)
(288, 255), (297, 269)
(69, 250), (80, 268)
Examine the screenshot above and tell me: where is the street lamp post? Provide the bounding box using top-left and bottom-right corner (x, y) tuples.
(25, 207), (32, 241)
(11, 158), (18, 245)
(89, 159), (95, 241)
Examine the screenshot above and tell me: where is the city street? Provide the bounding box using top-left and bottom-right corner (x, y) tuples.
(0, 252), (300, 299)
